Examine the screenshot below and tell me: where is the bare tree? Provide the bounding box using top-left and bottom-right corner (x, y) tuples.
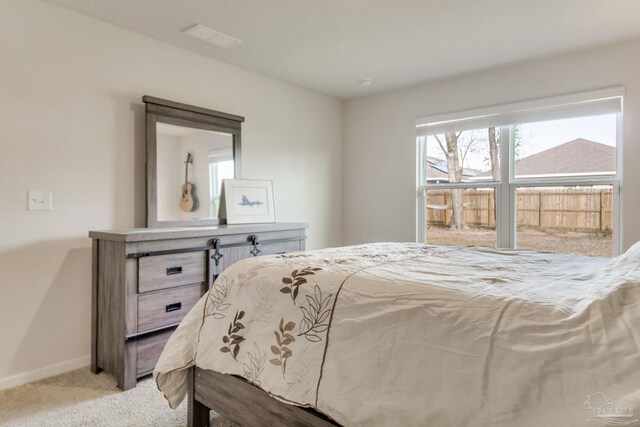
(486, 126), (530, 226)
(434, 132), (466, 229)
(488, 127), (499, 181)
(431, 128), (517, 230)
(487, 125), (527, 176)
(487, 127), (500, 226)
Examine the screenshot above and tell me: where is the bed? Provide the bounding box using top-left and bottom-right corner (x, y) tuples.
(155, 242), (640, 426)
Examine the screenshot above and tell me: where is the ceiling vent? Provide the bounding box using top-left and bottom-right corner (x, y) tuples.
(183, 24), (241, 49)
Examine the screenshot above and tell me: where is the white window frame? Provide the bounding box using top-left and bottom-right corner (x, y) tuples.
(209, 150), (235, 214)
(416, 88), (624, 255)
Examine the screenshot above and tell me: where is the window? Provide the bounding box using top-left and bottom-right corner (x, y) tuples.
(416, 88), (622, 257)
(209, 151), (234, 215)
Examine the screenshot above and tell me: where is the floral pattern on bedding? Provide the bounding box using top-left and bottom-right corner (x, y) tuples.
(155, 243), (437, 411)
(155, 242), (640, 427)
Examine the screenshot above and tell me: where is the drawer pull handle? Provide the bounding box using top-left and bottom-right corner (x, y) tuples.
(249, 234), (261, 257)
(166, 302), (182, 313)
(276, 252), (286, 255)
(166, 266), (183, 275)
(211, 238), (224, 266)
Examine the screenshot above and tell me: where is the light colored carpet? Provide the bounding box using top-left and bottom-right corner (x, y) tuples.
(0, 367), (237, 426)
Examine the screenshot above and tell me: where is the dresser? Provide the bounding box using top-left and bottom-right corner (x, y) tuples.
(89, 223), (307, 390)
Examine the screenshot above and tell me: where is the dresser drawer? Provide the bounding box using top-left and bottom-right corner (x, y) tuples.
(137, 284), (204, 332)
(137, 329), (174, 376)
(91, 224), (307, 391)
(259, 240), (302, 256)
(138, 252), (206, 293)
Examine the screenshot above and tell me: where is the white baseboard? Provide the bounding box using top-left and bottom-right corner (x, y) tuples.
(0, 355), (91, 391)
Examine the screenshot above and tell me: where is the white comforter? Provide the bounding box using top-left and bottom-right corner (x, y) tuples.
(155, 243), (640, 426)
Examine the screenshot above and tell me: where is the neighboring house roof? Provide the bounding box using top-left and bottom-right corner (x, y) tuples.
(426, 156), (478, 181)
(474, 138), (615, 178)
(515, 138), (615, 177)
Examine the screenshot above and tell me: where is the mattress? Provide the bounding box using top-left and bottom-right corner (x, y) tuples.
(155, 242), (640, 426)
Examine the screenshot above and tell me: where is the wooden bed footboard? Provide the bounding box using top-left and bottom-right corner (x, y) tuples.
(187, 367), (340, 427)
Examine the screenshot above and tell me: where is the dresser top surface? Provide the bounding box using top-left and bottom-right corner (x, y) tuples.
(89, 222), (308, 242)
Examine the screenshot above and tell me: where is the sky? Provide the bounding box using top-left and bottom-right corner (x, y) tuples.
(425, 113), (617, 171)
(519, 114), (616, 156)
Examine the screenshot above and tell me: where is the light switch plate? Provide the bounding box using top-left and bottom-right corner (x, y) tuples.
(28, 190), (52, 211)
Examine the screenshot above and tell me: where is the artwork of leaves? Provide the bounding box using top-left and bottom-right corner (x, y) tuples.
(298, 285), (332, 343)
(270, 318), (295, 378)
(236, 268), (260, 288)
(251, 282), (275, 326)
(276, 253), (312, 266)
(320, 258), (352, 266)
(276, 253), (312, 261)
(220, 310), (246, 360)
(280, 267), (322, 303)
(242, 343), (266, 386)
(358, 253), (387, 261)
(205, 276), (232, 319)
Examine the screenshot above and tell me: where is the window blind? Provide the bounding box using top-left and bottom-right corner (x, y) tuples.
(416, 87), (623, 136)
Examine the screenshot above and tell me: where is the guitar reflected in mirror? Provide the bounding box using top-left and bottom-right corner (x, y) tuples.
(180, 153), (199, 212)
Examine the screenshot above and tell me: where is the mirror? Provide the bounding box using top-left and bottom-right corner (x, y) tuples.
(156, 123), (234, 221)
(144, 96), (243, 227)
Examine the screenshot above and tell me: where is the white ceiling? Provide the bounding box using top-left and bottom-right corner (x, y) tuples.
(45, 0), (640, 99)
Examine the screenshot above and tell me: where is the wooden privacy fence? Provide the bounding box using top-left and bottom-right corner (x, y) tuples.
(427, 188), (613, 231)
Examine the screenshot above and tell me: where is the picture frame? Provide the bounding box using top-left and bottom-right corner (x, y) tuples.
(219, 179), (276, 224)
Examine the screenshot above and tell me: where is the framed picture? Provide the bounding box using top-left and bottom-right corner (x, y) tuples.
(219, 179), (276, 224)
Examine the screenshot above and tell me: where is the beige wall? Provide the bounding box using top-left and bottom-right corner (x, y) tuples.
(0, 0), (343, 387)
(156, 134), (182, 221)
(343, 39), (640, 250)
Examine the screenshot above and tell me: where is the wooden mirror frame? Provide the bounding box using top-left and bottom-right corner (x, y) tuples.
(144, 96), (244, 228)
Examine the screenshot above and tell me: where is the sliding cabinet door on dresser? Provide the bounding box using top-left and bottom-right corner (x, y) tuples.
(90, 223), (307, 391)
